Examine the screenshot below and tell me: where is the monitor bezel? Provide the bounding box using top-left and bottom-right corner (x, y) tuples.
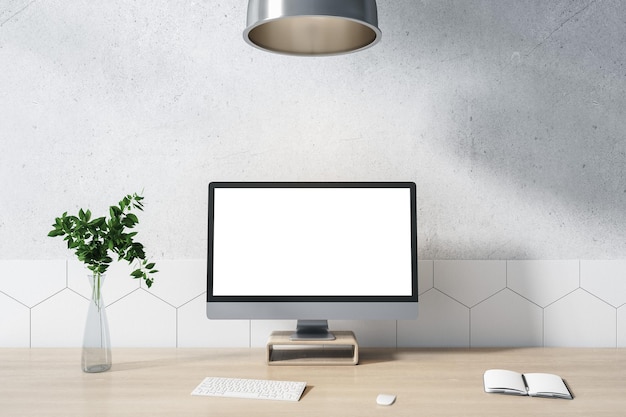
(207, 181), (418, 306)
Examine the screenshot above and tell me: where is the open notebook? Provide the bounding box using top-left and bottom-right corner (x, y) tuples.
(484, 369), (573, 400)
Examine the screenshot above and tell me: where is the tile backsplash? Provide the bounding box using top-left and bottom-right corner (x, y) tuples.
(1, 259), (624, 348)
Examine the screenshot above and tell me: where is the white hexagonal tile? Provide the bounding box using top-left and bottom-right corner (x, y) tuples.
(545, 289), (616, 347)
(471, 289), (543, 347)
(106, 289), (176, 347)
(251, 320), (296, 347)
(398, 288), (470, 348)
(68, 260), (140, 305)
(145, 259), (205, 307)
(619, 306), (626, 348)
(507, 260), (579, 307)
(0, 291), (31, 347)
(418, 260), (434, 295)
(31, 289), (87, 347)
(177, 293), (250, 347)
(331, 320), (397, 347)
(434, 260), (506, 307)
(581, 260), (626, 308)
(0, 260), (66, 307)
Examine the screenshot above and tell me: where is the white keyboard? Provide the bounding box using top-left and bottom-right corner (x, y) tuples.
(191, 376), (307, 402)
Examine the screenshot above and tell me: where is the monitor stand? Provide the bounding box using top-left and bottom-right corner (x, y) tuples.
(267, 329), (359, 366)
(290, 320), (336, 341)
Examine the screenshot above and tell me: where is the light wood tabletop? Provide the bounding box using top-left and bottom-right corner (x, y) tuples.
(1, 348), (625, 416)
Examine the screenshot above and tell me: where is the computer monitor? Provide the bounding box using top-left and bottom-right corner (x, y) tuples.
(207, 182), (418, 340)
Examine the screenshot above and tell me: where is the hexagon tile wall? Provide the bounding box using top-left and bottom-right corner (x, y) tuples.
(1, 259), (625, 348)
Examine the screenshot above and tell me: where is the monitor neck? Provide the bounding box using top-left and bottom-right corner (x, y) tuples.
(290, 320), (336, 341)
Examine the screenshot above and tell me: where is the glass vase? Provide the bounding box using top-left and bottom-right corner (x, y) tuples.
(82, 273), (112, 373)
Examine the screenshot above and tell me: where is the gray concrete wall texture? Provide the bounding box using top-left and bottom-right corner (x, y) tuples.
(1, 0), (625, 260)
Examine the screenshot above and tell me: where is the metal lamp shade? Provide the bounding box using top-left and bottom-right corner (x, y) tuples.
(244, 0), (381, 56)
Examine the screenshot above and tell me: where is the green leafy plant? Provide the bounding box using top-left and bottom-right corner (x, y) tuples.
(48, 193), (158, 288)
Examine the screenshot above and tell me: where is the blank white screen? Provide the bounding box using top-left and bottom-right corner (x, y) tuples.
(212, 187), (413, 296)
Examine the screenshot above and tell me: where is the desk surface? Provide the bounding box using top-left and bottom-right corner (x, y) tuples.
(1, 348), (625, 416)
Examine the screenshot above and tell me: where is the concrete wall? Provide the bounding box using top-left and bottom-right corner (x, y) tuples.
(1, 0), (625, 347)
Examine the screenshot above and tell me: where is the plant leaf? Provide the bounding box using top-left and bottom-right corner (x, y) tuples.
(48, 229), (65, 237)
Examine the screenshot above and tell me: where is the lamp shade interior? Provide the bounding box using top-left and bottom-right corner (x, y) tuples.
(244, 0), (381, 56)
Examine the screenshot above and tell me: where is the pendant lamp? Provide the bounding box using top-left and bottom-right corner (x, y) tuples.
(244, 0), (381, 56)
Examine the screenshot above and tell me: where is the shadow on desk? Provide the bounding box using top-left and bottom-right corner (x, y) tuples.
(108, 348), (460, 371)
(98, 347), (569, 372)
(357, 349), (401, 365)
(107, 348), (261, 372)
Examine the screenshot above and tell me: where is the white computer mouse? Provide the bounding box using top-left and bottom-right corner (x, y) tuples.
(376, 393), (396, 406)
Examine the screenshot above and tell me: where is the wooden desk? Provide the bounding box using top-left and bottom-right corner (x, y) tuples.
(1, 348), (625, 416)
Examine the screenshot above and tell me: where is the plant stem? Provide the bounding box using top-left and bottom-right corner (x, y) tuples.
(93, 272), (102, 311)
